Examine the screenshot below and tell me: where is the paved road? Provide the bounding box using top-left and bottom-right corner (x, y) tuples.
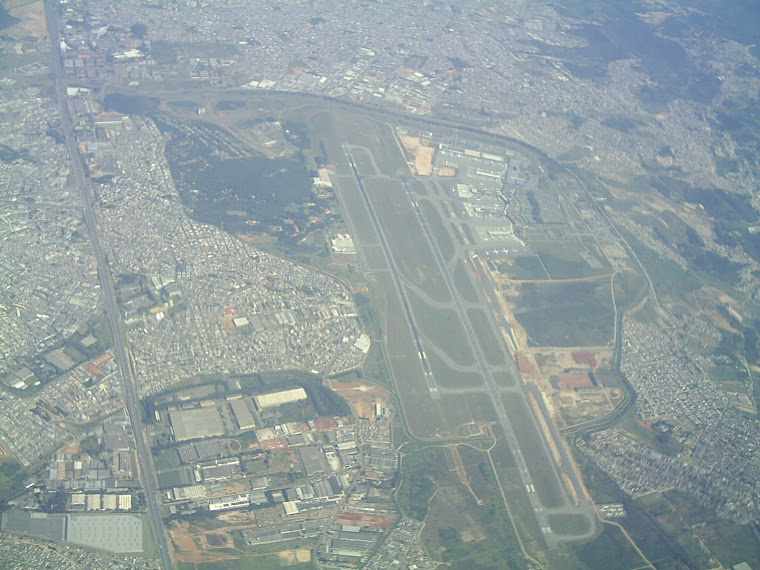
(344, 146), (439, 398)
(396, 176), (563, 545)
(45, 2), (172, 567)
(346, 142), (598, 545)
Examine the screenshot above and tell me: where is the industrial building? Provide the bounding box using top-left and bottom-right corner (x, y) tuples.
(208, 494), (250, 512)
(254, 387), (308, 410)
(1, 511), (143, 554)
(230, 398), (256, 431)
(169, 407), (225, 441)
(66, 514), (143, 553)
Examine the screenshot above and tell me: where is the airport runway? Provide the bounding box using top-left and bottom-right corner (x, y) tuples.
(345, 144), (597, 546)
(344, 146), (439, 397)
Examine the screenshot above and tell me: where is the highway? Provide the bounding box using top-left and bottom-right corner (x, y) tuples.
(45, 1), (172, 567)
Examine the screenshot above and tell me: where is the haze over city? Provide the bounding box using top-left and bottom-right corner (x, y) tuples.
(0, 0), (759, 568)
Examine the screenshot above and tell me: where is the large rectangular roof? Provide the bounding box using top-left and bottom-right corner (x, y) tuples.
(67, 514), (143, 553)
(169, 407), (225, 441)
(254, 387), (308, 409)
(230, 398), (256, 430)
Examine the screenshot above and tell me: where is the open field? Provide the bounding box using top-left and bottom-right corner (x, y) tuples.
(620, 230), (700, 301)
(350, 146), (376, 176)
(342, 116), (409, 176)
(426, 350), (484, 388)
(361, 245), (388, 271)
(157, 469), (185, 489)
(571, 443), (705, 568)
(365, 177), (451, 302)
(376, 271), (444, 437)
(452, 259), (480, 303)
(497, 255), (550, 280)
(419, 199), (455, 262)
(534, 242), (612, 280)
(493, 370), (518, 387)
(548, 513), (591, 535)
(420, 445), (525, 568)
(501, 395), (566, 509)
(663, 489), (760, 568)
(329, 378), (390, 419)
(488, 437), (545, 553)
(513, 280), (614, 347)
(575, 524), (646, 569)
(401, 135), (435, 176)
(439, 392), (499, 436)
(361, 342), (392, 387)
(409, 179), (428, 196)
(466, 307), (508, 366)
(407, 289), (475, 367)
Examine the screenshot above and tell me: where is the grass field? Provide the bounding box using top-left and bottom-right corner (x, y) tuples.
(663, 489), (760, 568)
(346, 119), (409, 176)
(361, 245), (388, 270)
(156, 469), (184, 489)
(452, 260), (479, 304)
(575, 523), (646, 569)
(620, 230), (700, 302)
(351, 146), (376, 176)
(426, 350), (484, 388)
(410, 180), (428, 196)
(534, 242), (612, 280)
(493, 369), (518, 387)
(498, 255), (550, 280)
(515, 280), (614, 347)
(418, 444), (525, 568)
(501, 395), (566, 509)
(366, 177), (452, 303)
(311, 109), (407, 176)
(377, 271), (442, 437)
(439, 393), (498, 434)
(547, 513), (591, 535)
(362, 342), (391, 387)
(419, 199), (455, 262)
(333, 176), (380, 246)
(571, 443), (700, 568)
(636, 492), (716, 567)
(407, 288), (475, 367)
(154, 448), (180, 471)
(466, 307), (507, 366)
